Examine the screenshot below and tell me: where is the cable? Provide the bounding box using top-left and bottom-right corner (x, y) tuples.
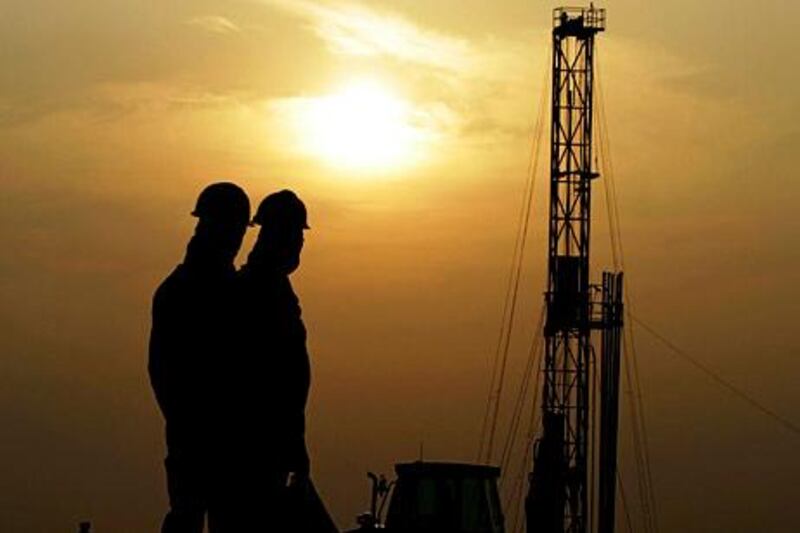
(620, 333), (654, 533)
(617, 470), (635, 533)
(625, 315), (660, 532)
(596, 52), (660, 533)
(478, 47), (550, 465)
(508, 348), (545, 533)
(477, 167), (532, 462)
(631, 315), (800, 437)
(499, 307), (545, 478)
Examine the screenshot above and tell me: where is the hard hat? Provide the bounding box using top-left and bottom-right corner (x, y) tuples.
(252, 189), (310, 229)
(191, 182), (251, 225)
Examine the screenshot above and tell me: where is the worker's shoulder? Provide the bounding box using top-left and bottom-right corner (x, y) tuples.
(237, 271), (300, 313)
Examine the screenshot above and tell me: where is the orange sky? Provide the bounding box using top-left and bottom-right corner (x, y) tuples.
(1, 1), (799, 531)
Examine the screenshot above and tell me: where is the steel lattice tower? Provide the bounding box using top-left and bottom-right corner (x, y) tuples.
(526, 6), (623, 533)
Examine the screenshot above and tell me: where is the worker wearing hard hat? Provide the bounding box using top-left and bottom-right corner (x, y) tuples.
(232, 190), (333, 530)
(238, 188), (310, 482)
(148, 182), (251, 533)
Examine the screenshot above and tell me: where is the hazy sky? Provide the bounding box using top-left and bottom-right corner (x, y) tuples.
(1, 1), (799, 531)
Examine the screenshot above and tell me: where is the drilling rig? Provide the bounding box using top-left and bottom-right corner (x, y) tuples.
(526, 6), (623, 533)
(348, 6), (623, 533)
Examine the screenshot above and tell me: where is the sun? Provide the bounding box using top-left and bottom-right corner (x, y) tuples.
(300, 79), (419, 170)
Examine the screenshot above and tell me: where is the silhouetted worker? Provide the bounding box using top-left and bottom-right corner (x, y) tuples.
(236, 189), (327, 530)
(149, 182), (251, 533)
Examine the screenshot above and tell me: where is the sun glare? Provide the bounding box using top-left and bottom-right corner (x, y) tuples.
(300, 80), (420, 170)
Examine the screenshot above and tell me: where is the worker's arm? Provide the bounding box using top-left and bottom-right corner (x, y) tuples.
(148, 281), (184, 421)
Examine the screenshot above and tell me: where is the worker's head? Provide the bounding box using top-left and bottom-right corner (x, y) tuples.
(191, 182), (251, 261)
(249, 189), (309, 275)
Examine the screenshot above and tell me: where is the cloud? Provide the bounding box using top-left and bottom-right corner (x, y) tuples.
(251, 0), (548, 149)
(185, 15), (242, 35)
(261, 0), (473, 71)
